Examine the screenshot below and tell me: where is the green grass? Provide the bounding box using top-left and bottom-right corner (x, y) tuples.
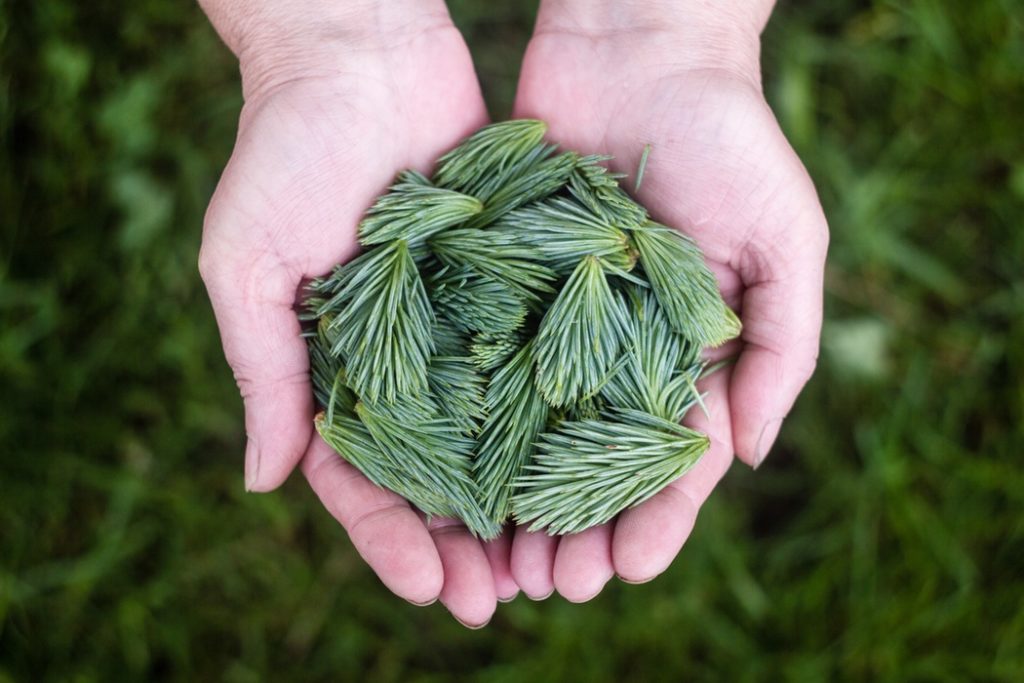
(2, 0), (1022, 680)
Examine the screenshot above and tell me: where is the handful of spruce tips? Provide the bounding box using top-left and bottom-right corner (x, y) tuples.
(303, 120), (740, 540)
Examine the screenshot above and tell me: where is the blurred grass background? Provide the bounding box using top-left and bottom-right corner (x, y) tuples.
(1, 0), (1022, 680)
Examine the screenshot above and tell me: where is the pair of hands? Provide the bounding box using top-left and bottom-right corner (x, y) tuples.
(198, 0), (827, 628)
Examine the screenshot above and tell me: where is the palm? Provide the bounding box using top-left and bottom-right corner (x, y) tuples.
(200, 27), (515, 626)
(508, 32), (828, 600)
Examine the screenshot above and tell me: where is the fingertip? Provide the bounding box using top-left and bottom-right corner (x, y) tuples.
(729, 345), (802, 467)
(752, 416), (784, 469)
(730, 258), (822, 466)
(612, 487), (697, 584)
(376, 523), (445, 605)
(553, 524), (614, 603)
(241, 379), (314, 492)
(482, 528), (520, 602)
(430, 520), (497, 629)
(510, 527), (559, 600)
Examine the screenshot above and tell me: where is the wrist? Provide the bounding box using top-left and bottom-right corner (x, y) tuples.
(534, 0), (771, 86)
(199, 0), (454, 100)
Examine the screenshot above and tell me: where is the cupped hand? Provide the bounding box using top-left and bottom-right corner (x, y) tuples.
(198, 9), (517, 626)
(509, 4), (828, 601)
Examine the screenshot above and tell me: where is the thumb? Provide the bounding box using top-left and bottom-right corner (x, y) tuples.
(199, 238), (313, 492)
(730, 207), (828, 468)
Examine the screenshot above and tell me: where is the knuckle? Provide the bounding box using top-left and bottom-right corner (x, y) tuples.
(196, 241), (218, 286)
(348, 503), (408, 538)
(795, 342), (821, 384)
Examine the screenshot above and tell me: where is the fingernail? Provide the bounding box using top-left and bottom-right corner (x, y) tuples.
(454, 615), (491, 630)
(406, 597), (438, 607)
(565, 589), (604, 604)
(525, 589), (554, 601)
(244, 438), (260, 492)
(753, 418), (784, 470)
(497, 592), (519, 603)
(617, 574), (655, 585)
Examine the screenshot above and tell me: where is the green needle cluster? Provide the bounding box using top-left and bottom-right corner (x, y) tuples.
(304, 120), (740, 539)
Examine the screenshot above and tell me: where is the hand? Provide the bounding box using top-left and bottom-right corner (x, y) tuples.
(197, 1), (517, 626)
(509, 1), (828, 601)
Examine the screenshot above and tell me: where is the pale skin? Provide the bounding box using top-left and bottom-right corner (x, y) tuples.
(198, 0), (827, 625)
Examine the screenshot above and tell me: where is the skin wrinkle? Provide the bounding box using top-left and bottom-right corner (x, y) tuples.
(530, 29), (761, 89)
(305, 449), (413, 521)
(428, 525), (475, 541)
(236, 12), (459, 102)
(346, 504), (413, 540)
(699, 121), (777, 244)
(306, 454), (365, 501)
(234, 366), (309, 398)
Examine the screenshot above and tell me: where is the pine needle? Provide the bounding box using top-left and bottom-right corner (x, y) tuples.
(630, 222), (741, 347)
(430, 227), (556, 301)
(473, 339), (550, 526)
(433, 119), (548, 197)
(427, 355), (487, 436)
(534, 256), (630, 408)
(323, 240), (435, 404)
(306, 124), (735, 538)
(433, 313), (470, 356)
(306, 316), (343, 411)
(429, 265), (527, 334)
(316, 413), (452, 512)
(470, 329), (524, 372)
(358, 177), (483, 246)
(496, 197), (638, 276)
(634, 144), (652, 192)
(464, 148), (579, 227)
(600, 287), (705, 423)
(569, 155), (649, 228)
(356, 401), (500, 539)
(511, 409), (710, 535)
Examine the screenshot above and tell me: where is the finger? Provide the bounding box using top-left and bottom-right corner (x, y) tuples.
(427, 517), (497, 629)
(199, 235), (312, 492)
(510, 527), (559, 600)
(482, 527), (520, 602)
(301, 436), (443, 605)
(731, 215), (827, 467)
(553, 522), (615, 603)
(612, 368), (734, 584)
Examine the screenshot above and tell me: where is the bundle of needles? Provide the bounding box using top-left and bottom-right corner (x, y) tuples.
(303, 120), (741, 540)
